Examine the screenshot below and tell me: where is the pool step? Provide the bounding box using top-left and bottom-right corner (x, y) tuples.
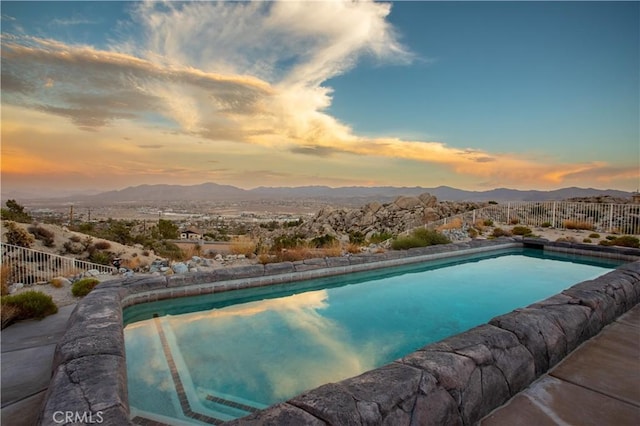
(205, 394), (262, 414)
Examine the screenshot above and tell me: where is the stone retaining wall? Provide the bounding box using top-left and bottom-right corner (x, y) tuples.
(37, 239), (640, 426)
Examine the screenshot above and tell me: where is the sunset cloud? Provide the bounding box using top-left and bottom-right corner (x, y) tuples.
(1, 0), (637, 193)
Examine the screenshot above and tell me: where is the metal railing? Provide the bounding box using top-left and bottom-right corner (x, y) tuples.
(1, 243), (117, 285)
(426, 202), (640, 234)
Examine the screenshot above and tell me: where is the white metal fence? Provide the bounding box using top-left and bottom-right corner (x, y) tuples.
(1, 243), (117, 285)
(426, 202), (640, 234)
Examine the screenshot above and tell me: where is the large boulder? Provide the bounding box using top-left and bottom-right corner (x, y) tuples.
(394, 196), (423, 210)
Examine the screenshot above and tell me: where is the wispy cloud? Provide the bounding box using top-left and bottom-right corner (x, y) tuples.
(50, 17), (98, 26)
(1, 1), (635, 191)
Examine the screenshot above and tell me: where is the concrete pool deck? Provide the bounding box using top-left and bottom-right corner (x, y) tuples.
(5, 238), (639, 425)
(480, 303), (640, 425)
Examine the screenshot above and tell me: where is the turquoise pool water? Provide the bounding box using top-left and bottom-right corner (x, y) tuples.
(124, 249), (622, 424)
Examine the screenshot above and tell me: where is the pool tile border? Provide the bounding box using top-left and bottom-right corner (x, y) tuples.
(37, 238), (640, 425)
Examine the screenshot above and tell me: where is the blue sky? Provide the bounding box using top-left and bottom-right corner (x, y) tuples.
(1, 1), (638, 194)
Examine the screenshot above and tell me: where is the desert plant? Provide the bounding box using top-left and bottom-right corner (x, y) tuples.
(1, 263), (11, 296)
(511, 226), (533, 236)
(437, 217), (463, 231)
(1, 290), (58, 321)
(28, 225), (55, 247)
(608, 236), (640, 248)
(93, 240), (111, 250)
(348, 231), (366, 245)
(346, 243), (362, 254)
(71, 278), (100, 297)
(468, 228), (479, 239)
(4, 221), (34, 248)
(483, 219), (494, 226)
(589, 233), (601, 239)
(230, 236), (257, 256)
(321, 242), (343, 257)
(368, 231), (393, 244)
(89, 251), (113, 266)
(391, 229), (450, 250)
(1, 303), (20, 329)
(583, 238), (592, 243)
(310, 234), (337, 248)
(491, 228), (512, 238)
(541, 222), (552, 228)
(50, 277), (66, 288)
(509, 218), (520, 225)
(606, 235), (617, 240)
(563, 220), (594, 231)
(69, 235), (82, 243)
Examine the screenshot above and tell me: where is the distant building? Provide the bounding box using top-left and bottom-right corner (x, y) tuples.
(632, 192), (640, 204)
(180, 229), (202, 240)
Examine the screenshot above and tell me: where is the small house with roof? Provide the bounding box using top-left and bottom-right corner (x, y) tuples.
(180, 229), (202, 240)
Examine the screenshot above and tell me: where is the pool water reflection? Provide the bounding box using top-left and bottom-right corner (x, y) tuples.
(124, 249), (621, 424)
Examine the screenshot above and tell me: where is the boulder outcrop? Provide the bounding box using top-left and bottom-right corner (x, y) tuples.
(297, 193), (485, 239)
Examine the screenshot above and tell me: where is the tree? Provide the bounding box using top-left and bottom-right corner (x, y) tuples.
(4, 221), (34, 247)
(1, 200), (32, 223)
(157, 219), (179, 240)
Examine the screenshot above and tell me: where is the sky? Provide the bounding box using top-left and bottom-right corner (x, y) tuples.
(1, 0), (638, 197)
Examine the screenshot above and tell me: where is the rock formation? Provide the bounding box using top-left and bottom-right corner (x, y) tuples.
(296, 193), (485, 240)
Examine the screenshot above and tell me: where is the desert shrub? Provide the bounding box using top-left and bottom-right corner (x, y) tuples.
(1, 263), (10, 296)
(583, 238), (592, 243)
(321, 242), (342, 257)
(50, 277), (66, 288)
(310, 234), (337, 248)
(511, 226), (532, 236)
(62, 241), (85, 255)
(69, 235), (82, 243)
(4, 221), (34, 248)
(28, 225), (55, 247)
(346, 243), (362, 254)
(589, 233), (601, 239)
(230, 237), (257, 256)
(483, 219), (494, 226)
(271, 234), (305, 251)
(1, 304), (20, 329)
(541, 222), (552, 228)
(492, 228), (512, 238)
(93, 240), (111, 250)
(89, 251), (113, 265)
(606, 235), (617, 240)
(391, 229), (450, 250)
(71, 278), (100, 297)
(468, 228), (479, 238)
(556, 236), (578, 243)
(1, 291), (58, 321)
(142, 250), (150, 257)
(348, 231), (366, 245)
(278, 247), (312, 262)
(608, 236), (640, 248)
(151, 241), (183, 261)
(563, 220), (594, 231)
(438, 217), (463, 231)
(509, 218), (520, 225)
(369, 231), (394, 244)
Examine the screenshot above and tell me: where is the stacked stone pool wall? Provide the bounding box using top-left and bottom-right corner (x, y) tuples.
(37, 238), (640, 425)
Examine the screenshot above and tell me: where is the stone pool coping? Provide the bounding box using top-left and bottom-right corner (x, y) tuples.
(37, 238), (640, 425)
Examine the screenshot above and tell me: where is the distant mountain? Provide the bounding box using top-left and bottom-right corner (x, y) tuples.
(55, 182), (634, 203)
(82, 182), (247, 203)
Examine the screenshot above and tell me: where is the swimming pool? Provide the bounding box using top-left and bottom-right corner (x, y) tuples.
(124, 248), (623, 424)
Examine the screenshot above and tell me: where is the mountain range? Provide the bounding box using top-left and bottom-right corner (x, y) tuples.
(30, 183), (634, 204)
